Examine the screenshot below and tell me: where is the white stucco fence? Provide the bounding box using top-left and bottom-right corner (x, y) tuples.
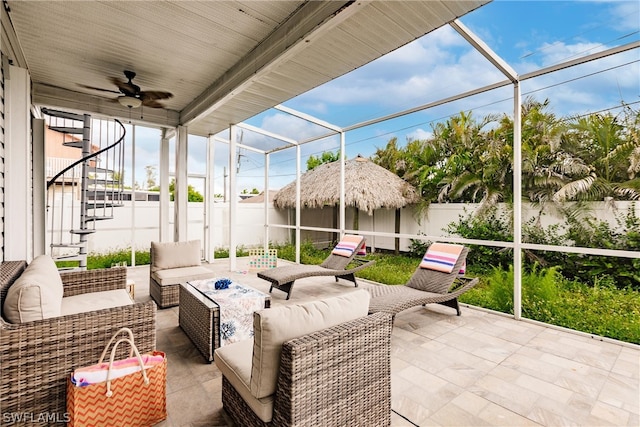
(47, 200), (637, 260)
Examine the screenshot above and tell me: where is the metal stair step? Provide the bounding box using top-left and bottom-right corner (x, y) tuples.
(63, 141), (84, 148)
(50, 243), (84, 248)
(69, 229), (97, 235)
(49, 126), (84, 134)
(87, 167), (116, 174)
(87, 178), (120, 185)
(85, 216), (114, 221)
(85, 202), (124, 209)
(42, 108), (85, 121)
(52, 254), (86, 262)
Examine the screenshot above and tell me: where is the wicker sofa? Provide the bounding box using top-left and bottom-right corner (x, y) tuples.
(0, 258), (157, 425)
(214, 290), (393, 426)
(149, 240), (214, 308)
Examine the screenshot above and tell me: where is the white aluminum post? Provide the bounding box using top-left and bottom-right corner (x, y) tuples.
(159, 129), (170, 241)
(513, 83), (523, 320)
(339, 131), (346, 236)
(264, 153), (270, 251)
(229, 125), (238, 270)
(130, 124), (136, 266)
(295, 145), (301, 263)
(205, 134), (215, 262)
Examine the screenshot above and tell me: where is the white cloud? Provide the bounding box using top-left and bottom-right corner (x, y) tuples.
(608, 1), (640, 31)
(407, 128), (433, 141)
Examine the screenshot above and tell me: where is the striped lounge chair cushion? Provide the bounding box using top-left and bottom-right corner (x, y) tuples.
(420, 243), (464, 273)
(332, 235), (364, 258)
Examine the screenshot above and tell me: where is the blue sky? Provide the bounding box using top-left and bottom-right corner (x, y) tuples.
(132, 0), (640, 195)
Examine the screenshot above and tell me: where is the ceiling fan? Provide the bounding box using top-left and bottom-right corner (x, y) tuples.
(80, 70), (173, 108)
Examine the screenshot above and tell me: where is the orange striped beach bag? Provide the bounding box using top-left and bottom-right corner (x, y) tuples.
(67, 328), (167, 427)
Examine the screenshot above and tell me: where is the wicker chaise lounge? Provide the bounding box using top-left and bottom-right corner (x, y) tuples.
(257, 234), (375, 299)
(0, 260), (156, 424)
(368, 244), (479, 318)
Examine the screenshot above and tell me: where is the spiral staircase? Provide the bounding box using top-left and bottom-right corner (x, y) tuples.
(43, 108), (126, 270)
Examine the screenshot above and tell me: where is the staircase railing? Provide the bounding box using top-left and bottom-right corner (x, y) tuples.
(44, 108), (126, 270)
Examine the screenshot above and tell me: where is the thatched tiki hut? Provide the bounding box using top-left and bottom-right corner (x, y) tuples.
(273, 155), (420, 253)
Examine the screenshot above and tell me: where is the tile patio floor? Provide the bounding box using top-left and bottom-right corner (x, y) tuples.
(126, 258), (639, 427)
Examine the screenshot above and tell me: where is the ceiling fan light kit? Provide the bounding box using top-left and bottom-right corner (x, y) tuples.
(118, 95), (142, 108)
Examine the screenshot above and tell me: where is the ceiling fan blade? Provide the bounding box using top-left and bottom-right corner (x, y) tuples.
(141, 99), (165, 108)
(140, 90), (173, 101)
(109, 77), (139, 96)
(78, 84), (121, 94)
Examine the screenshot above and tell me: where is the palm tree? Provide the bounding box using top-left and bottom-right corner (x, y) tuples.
(554, 104), (640, 202)
(434, 111), (511, 217)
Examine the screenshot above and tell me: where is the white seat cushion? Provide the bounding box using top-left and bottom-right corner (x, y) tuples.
(151, 266), (214, 286)
(250, 289), (370, 399)
(61, 289), (133, 316)
(3, 255), (64, 323)
(215, 340), (275, 422)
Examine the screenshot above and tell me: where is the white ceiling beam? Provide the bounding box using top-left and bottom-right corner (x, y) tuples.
(180, 0), (366, 127)
(236, 122), (298, 146)
(274, 104), (343, 132)
(450, 19), (518, 83)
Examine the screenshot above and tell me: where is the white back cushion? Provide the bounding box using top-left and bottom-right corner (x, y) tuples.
(3, 255), (64, 323)
(250, 289), (370, 398)
(151, 240), (201, 272)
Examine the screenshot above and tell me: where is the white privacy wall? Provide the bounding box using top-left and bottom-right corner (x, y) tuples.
(47, 200), (638, 256)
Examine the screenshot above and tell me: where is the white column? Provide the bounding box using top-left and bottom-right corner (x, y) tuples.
(174, 126), (188, 241)
(4, 65), (31, 261)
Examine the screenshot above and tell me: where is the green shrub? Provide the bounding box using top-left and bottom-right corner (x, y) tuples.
(461, 265), (639, 344)
(86, 248), (150, 269)
(445, 208), (513, 272)
(213, 245), (249, 258)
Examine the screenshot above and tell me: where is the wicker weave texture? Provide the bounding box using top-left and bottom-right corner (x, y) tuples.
(222, 312), (393, 427)
(0, 262), (157, 426)
(150, 277), (180, 308)
(179, 283), (219, 362)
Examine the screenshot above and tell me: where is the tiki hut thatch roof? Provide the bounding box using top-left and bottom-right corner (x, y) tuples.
(273, 155), (420, 215)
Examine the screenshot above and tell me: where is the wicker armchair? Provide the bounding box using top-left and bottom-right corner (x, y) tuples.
(215, 291), (392, 426)
(0, 261), (157, 425)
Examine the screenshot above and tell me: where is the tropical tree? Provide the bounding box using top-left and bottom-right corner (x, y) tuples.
(554, 104), (640, 202)
(168, 178), (204, 202)
(307, 150), (340, 170)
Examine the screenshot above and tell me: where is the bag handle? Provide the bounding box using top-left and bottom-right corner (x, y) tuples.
(104, 337), (149, 397)
(98, 327), (135, 364)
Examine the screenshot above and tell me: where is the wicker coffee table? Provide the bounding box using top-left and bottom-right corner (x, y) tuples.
(179, 280), (270, 362)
